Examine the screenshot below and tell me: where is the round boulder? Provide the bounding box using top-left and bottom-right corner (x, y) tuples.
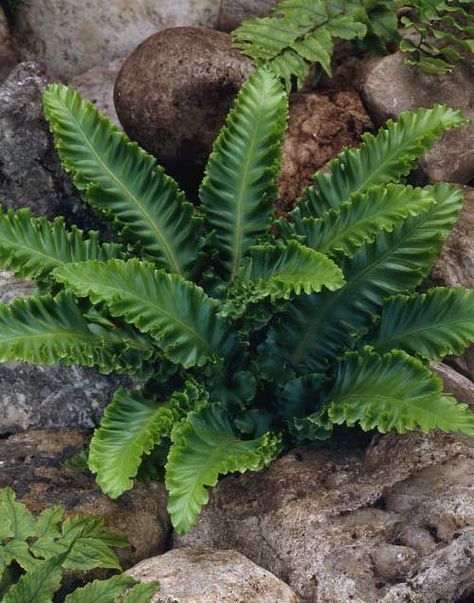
(114, 27), (253, 194)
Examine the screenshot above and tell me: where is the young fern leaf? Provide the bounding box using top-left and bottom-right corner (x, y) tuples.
(43, 84), (199, 277)
(326, 349), (474, 435)
(63, 576), (141, 603)
(3, 554), (65, 603)
(200, 69), (288, 281)
(0, 292), (152, 374)
(53, 259), (238, 368)
(301, 105), (465, 216)
(166, 404), (281, 534)
(281, 184), (434, 257)
(0, 209), (122, 282)
(368, 288), (474, 360)
(89, 384), (205, 499)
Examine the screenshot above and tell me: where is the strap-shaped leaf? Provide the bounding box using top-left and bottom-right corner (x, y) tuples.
(166, 404), (280, 534)
(64, 576), (140, 603)
(3, 555), (65, 603)
(282, 184), (434, 257)
(0, 292), (152, 374)
(54, 259), (237, 368)
(326, 349), (474, 435)
(200, 68), (288, 280)
(369, 288), (474, 360)
(89, 384), (204, 498)
(302, 105), (465, 216)
(272, 183), (463, 372)
(0, 208), (122, 281)
(43, 84), (199, 277)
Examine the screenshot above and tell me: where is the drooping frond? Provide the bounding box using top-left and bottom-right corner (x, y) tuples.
(200, 68), (288, 281)
(0, 208), (122, 282)
(300, 105), (465, 216)
(88, 383), (205, 498)
(368, 288), (474, 360)
(271, 183), (463, 373)
(3, 554), (64, 603)
(326, 349), (474, 435)
(64, 576), (147, 603)
(0, 292), (152, 374)
(43, 84), (199, 277)
(280, 184), (434, 257)
(53, 259), (238, 368)
(166, 404), (280, 534)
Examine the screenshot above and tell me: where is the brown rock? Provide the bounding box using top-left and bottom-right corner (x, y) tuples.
(174, 431), (474, 602)
(0, 7), (17, 83)
(0, 428), (169, 568)
(114, 27), (253, 195)
(361, 52), (474, 184)
(126, 548), (299, 602)
(432, 362), (474, 409)
(278, 90), (372, 212)
(217, 0), (278, 31)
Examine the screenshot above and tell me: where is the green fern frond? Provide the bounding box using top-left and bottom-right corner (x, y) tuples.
(368, 288), (474, 360)
(63, 576), (142, 603)
(43, 84), (200, 277)
(0, 208), (122, 282)
(88, 383), (205, 499)
(166, 404), (281, 534)
(53, 259), (238, 368)
(3, 554), (64, 603)
(326, 349), (474, 435)
(200, 69), (288, 281)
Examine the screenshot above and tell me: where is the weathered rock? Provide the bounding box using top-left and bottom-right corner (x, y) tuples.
(0, 428), (169, 567)
(217, 0), (277, 31)
(361, 52), (474, 184)
(0, 270), (35, 303)
(0, 7), (17, 83)
(69, 57), (125, 126)
(278, 90), (372, 212)
(126, 548), (298, 602)
(114, 27), (253, 195)
(432, 362), (474, 410)
(10, 0), (220, 80)
(175, 430), (474, 602)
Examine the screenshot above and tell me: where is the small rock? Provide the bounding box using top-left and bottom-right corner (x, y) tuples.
(114, 27), (253, 195)
(278, 91), (372, 212)
(361, 52), (474, 184)
(69, 58), (125, 126)
(126, 548), (299, 602)
(175, 431), (474, 602)
(217, 0), (278, 31)
(0, 7), (17, 83)
(0, 428), (169, 567)
(11, 0), (220, 80)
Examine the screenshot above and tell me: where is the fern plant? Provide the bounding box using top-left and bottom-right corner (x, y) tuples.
(232, 0), (474, 90)
(0, 487), (159, 602)
(0, 69), (472, 535)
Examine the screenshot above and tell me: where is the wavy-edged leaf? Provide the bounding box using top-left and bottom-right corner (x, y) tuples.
(0, 208), (122, 282)
(272, 183), (463, 373)
(200, 68), (288, 280)
(43, 84), (199, 276)
(0, 292), (152, 374)
(166, 404), (281, 534)
(89, 383), (204, 499)
(302, 105), (465, 216)
(368, 288), (474, 360)
(64, 576), (139, 603)
(282, 184), (434, 257)
(54, 259), (237, 368)
(326, 349), (474, 435)
(3, 555), (64, 603)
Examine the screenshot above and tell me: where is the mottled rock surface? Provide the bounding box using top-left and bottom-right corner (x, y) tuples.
(218, 0), (277, 31)
(278, 90), (372, 212)
(10, 0), (220, 80)
(0, 428), (169, 567)
(126, 548), (298, 602)
(114, 27), (253, 195)
(433, 362), (474, 410)
(0, 7), (17, 83)
(175, 430), (474, 602)
(361, 52), (474, 184)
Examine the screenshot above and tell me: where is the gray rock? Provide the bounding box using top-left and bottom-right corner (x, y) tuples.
(175, 431), (474, 602)
(0, 428), (169, 567)
(114, 27), (253, 195)
(0, 7), (17, 83)
(361, 52), (474, 184)
(0, 270), (35, 303)
(126, 548), (299, 602)
(218, 0), (277, 31)
(11, 0), (220, 80)
(432, 362), (474, 410)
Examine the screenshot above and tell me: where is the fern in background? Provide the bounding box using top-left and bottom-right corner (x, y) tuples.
(0, 69), (471, 536)
(232, 0), (474, 90)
